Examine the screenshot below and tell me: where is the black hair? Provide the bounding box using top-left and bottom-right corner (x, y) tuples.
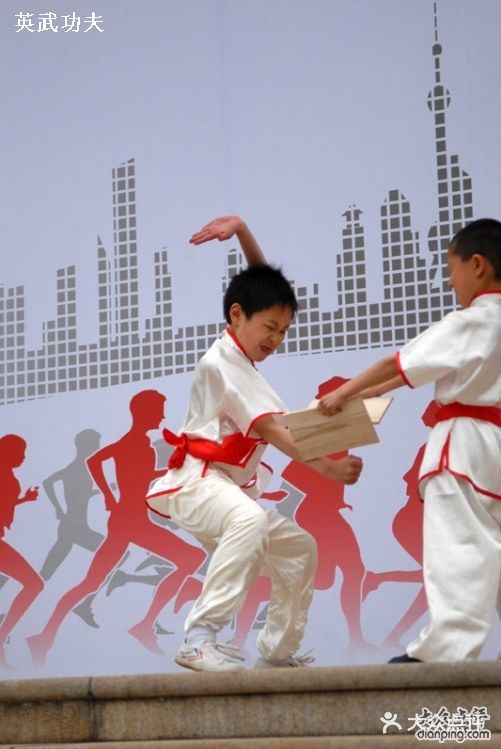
(451, 218), (501, 278)
(223, 264), (298, 323)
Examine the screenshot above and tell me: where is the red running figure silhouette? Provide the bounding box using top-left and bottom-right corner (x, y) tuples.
(0, 434), (44, 669)
(361, 401), (439, 649)
(27, 390), (206, 666)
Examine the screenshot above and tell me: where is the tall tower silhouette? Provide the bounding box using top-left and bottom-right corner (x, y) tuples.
(112, 159), (140, 384)
(426, 0), (473, 317)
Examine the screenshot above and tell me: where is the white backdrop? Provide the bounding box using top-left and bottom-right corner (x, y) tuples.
(1, 0), (500, 678)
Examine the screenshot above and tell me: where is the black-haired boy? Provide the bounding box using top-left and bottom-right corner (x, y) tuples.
(319, 218), (501, 662)
(148, 216), (363, 671)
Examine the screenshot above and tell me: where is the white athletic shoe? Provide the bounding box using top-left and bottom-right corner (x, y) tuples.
(175, 641), (246, 672)
(254, 650), (314, 668)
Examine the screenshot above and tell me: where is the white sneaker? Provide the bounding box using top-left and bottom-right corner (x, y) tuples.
(175, 641), (246, 672)
(255, 650), (314, 668)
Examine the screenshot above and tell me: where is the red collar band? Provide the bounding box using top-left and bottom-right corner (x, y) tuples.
(471, 290), (501, 302)
(225, 327), (256, 367)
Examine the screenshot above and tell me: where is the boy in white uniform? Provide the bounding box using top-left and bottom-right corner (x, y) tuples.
(148, 216), (363, 671)
(318, 218), (501, 662)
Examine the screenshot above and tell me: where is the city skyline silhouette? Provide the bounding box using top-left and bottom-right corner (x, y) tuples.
(0, 2), (473, 406)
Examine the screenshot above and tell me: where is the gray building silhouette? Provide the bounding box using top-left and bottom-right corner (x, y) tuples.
(0, 4), (476, 406)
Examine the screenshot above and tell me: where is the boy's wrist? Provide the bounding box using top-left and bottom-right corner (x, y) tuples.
(235, 219), (249, 237)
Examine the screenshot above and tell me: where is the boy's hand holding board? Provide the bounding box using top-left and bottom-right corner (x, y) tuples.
(284, 397), (392, 461)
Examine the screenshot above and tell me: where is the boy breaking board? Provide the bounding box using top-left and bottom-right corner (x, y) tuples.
(285, 396), (392, 460)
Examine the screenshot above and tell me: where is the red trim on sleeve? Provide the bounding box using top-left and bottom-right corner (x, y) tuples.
(395, 351), (414, 389)
(245, 411), (285, 437)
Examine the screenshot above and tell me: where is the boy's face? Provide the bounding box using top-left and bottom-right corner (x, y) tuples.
(229, 304), (293, 362)
(447, 246), (485, 308)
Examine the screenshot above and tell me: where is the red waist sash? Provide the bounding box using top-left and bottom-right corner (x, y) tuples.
(435, 402), (501, 427)
(163, 428), (264, 470)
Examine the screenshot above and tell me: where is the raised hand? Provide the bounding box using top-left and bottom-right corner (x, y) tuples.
(22, 486), (39, 502)
(189, 216), (244, 245)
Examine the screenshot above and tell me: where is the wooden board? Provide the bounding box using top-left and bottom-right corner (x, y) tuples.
(285, 397), (391, 461)
(307, 396), (393, 424)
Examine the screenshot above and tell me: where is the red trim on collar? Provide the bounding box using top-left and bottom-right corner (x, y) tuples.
(471, 290), (501, 302)
(225, 327), (257, 368)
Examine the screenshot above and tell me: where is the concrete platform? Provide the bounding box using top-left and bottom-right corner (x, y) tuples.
(0, 661), (499, 747)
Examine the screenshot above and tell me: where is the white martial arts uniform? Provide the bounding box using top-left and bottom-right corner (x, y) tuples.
(147, 328), (317, 660)
(396, 291), (501, 661)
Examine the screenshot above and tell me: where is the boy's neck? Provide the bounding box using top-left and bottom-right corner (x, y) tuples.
(226, 326), (254, 364)
(476, 281), (501, 295)
(471, 283), (501, 303)
(486, 281), (501, 292)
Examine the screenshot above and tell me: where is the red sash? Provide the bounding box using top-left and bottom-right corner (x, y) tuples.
(163, 429), (263, 470)
(435, 402), (501, 427)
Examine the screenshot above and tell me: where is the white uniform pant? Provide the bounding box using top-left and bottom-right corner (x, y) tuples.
(165, 472), (317, 660)
(407, 472), (501, 662)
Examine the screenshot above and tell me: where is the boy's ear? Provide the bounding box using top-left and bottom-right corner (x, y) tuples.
(229, 302), (244, 323)
(472, 253), (491, 278)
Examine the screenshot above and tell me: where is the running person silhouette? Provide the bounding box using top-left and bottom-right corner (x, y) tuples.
(362, 402), (439, 649)
(0, 434), (44, 668)
(40, 429), (104, 628)
(27, 390), (205, 665)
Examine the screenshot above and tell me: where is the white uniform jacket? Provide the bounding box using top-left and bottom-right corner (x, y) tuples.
(147, 328), (287, 513)
(396, 291), (501, 499)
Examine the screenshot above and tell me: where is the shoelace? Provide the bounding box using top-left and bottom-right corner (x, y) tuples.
(289, 649), (315, 666)
(213, 643), (246, 661)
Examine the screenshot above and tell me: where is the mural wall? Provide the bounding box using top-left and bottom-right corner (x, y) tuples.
(1, 0), (500, 677)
